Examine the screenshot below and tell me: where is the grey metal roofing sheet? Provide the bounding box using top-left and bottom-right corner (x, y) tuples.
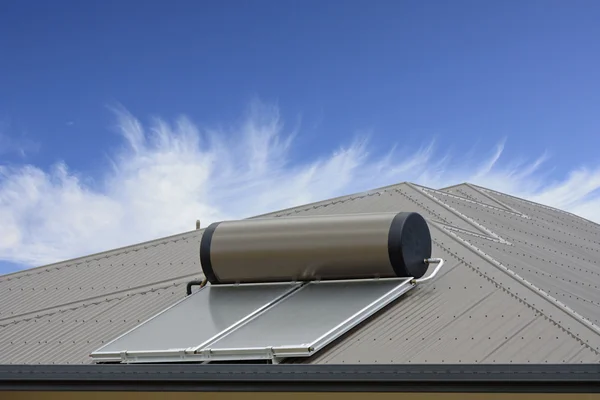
(441, 183), (520, 213)
(1, 181), (600, 365)
(254, 184), (490, 235)
(288, 235), (600, 364)
(0, 277), (194, 364)
(431, 184), (600, 326)
(474, 184), (600, 233)
(0, 231), (203, 320)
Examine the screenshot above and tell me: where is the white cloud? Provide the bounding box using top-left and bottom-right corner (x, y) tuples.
(1, 100), (600, 269)
(0, 122), (41, 158)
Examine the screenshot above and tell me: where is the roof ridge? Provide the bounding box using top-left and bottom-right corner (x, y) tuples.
(0, 274), (200, 326)
(430, 223), (600, 352)
(412, 188), (600, 343)
(0, 230), (202, 281)
(462, 183), (523, 214)
(470, 184), (600, 230)
(406, 183), (509, 243)
(419, 184), (600, 247)
(424, 187), (531, 219)
(249, 182), (433, 219)
(438, 182), (518, 212)
(432, 221), (509, 244)
(437, 182), (466, 191)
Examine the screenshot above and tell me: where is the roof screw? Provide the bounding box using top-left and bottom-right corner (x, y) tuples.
(196, 220), (201, 230)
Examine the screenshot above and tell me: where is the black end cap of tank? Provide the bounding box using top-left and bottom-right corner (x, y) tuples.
(199, 222), (221, 284)
(388, 212), (432, 279)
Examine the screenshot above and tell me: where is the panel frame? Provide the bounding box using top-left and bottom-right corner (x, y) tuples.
(95, 277), (416, 364)
(90, 281), (302, 364)
(202, 277), (416, 363)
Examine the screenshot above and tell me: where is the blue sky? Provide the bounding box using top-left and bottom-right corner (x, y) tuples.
(1, 0), (600, 273)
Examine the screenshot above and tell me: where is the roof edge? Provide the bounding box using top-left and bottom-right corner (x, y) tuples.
(2, 364), (600, 393)
(469, 183), (600, 229)
(0, 229), (203, 281)
(249, 181), (414, 219)
(437, 181), (469, 191)
(440, 182), (522, 213)
(0, 274), (201, 327)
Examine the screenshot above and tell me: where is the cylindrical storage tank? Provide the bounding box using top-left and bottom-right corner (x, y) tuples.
(200, 212), (432, 284)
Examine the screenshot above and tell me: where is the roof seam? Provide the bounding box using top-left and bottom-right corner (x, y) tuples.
(479, 317), (540, 363)
(0, 232), (202, 282)
(251, 182), (412, 219)
(266, 182), (454, 220)
(526, 213), (600, 238)
(433, 221), (509, 244)
(460, 238), (600, 313)
(391, 188), (454, 226)
(432, 188), (600, 248)
(0, 275), (199, 327)
(513, 219), (600, 248)
(454, 188), (524, 216)
(450, 188), (501, 211)
(433, 224), (600, 347)
(544, 288), (600, 312)
(463, 183), (524, 214)
(484, 221), (600, 254)
(425, 188), (531, 219)
(407, 183), (509, 243)
(437, 182), (468, 191)
(445, 188), (480, 202)
(430, 224), (600, 356)
(271, 191), (385, 217)
(497, 239), (600, 279)
(472, 184), (600, 230)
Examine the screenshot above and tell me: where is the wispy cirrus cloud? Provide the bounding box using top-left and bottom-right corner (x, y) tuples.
(1, 100), (599, 270)
(0, 121), (41, 158)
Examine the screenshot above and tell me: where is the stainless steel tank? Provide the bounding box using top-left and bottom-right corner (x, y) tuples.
(200, 212), (432, 284)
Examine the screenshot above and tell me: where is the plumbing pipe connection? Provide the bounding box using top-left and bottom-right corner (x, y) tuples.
(414, 258), (445, 283)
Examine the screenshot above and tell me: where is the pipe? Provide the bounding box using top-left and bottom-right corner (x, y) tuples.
(414, 258), (445, 283)
(186, 278), (207, 295)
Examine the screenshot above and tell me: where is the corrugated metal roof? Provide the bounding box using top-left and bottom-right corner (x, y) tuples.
(0, 231), (203, 319)
(431, 184), (600, 326)
(284, 196), (600, 364)
(1, 181), (599, 364)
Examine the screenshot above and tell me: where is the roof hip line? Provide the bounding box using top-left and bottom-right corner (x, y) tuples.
(471, 184), (600, 229)
(463, 183), (523, 214)
(0, 230), (202, 281)
(432, 223), (600, 343)
(406, 183), (509, 243)
(431, 187), (530, 218)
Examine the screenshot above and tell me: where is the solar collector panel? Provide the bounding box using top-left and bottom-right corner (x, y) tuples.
(91, 283), (299, 362)
(205, 278), (414, 361)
